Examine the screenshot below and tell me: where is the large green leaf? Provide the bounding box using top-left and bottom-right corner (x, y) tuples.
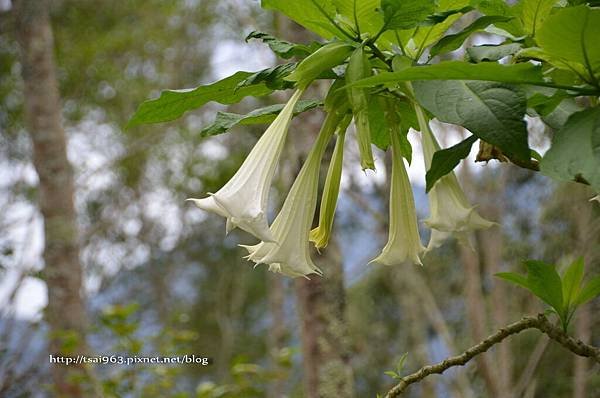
(540, 107), (600, 190)
(425, 135), (477, 192)
(562, 257), (584, 310)
(413, 80), (530, 161)
(476, 0), (525, 38)
(261, 0), (345, 39)
(350, 61), (545, 88)
(542, 97), (583, 131)
(517, 47), (588, 80)
(331, 0), (383, 37)
(523, 260), (564, 313)
(575, 276), (600, 306)
(128, 71), (273, 127)
(381, 0), (436, 30)
(520, 0), (557, 37)
(537, 5), (600, 79)
(199, 100), (321, 137)
(430, 16), (512, 57)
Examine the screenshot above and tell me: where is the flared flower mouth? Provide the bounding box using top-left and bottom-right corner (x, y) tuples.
(416, 106), (495, 249)
(187, 89), (305, 242)
(370, 127), (425, 267)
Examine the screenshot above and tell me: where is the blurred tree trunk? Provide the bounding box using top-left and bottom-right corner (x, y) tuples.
(14, 1), (87, 396)
(459, 244), (501, 396)
(571, 185), (598, 398)
(295, 239), (354, 398)
(458, 163), (502, 397)
(479, 170), (513, 398)
(267, 273), (287, 398)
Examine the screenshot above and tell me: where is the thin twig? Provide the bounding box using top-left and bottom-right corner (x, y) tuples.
(384, 314), (600, 397)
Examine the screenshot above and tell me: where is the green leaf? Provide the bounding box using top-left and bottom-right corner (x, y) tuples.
(562, 257), (584, 310)
(199, 100), (321, 137)
(516, 47), (588, 81)
(369, 96), (390, 150)
(384, 371), (400, 379)
(349, 61), (545, 88)
(261, 0), (346, 39)
(237, 63), (297, 90)
(388, 0), (471, 57)
(381, 0), (436, 30)
(476, 0), (525, 38)
(425, 135), (477, 192)
(331, 0), (384, 37)
(496, 272), (531, 290)
(424, 5), (474, 25)
(466, 43), (522, 63)
(430, 16), (513, 57)
(540, 107), (600, 190)
(375, 97), (413, 162)
(523, 260), (564, 313)
(574, 275), (600, 306)
(413, 80), (530, 161)
(128, 71), (273, 127)
(520, 0), (557, 36)
(525, 88), (584, 130)
(395, 353), (408, 373)
(245, 31), (314, 59)
(537, 5), (600, 79)
(543, 98), (583, 131)
(527, 90), (571, 118)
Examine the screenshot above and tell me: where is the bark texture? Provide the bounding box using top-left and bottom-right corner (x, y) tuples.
(14, 1), (87, 396)
(295, 240), (354, 398)
(267, 273), (287, 398)
(571, 185), (598, 398)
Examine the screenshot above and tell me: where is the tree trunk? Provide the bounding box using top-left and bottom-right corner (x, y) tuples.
(14, 1), (87, 396)
(458, 163), (502, 397)
(571, 185), (598, 398)
(295, 238), (354, 398)
(267, 273), (287, 398)
(479, 170), (512, 398)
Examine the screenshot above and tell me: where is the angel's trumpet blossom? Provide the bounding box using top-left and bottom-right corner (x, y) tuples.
(415, 106), (494, 250)
(370, 128), (425, 266)
(187, 89), (304, 242)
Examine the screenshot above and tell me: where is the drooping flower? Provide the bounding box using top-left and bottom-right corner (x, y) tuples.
(370, 127), (425, 266)
(187, 89), (304, 242)
(309, 116), (350, 250)
(415, 106), (494, 250)
(240, 112), (341, 278)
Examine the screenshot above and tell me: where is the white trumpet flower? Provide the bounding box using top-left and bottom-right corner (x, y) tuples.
(187, 89), (304, 242)
(370, 128), (425, 266)
(416, 106), (494, 250)
(240, 113), (341, 278)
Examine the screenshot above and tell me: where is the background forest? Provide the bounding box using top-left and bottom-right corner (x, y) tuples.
(0, 0), (599, 397)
